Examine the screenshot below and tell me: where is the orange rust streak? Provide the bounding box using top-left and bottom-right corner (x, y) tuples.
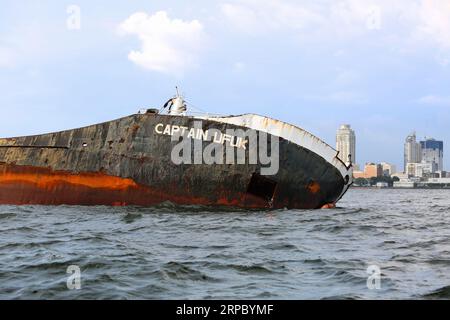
(307, 181), (321, 194)
(0, 164), (271, 208)
(0, 171), (138, 190)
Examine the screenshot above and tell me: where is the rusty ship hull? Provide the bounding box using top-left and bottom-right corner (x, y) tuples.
(0, 112), (352, 209)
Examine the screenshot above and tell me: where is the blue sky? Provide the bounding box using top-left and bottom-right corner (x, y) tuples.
(1, 0), (450, 171)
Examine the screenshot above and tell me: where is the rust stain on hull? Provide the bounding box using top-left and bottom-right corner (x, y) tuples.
(0, 166), (138, 190)
(0, 164), (267, 208)
(307, 181), (321, 194)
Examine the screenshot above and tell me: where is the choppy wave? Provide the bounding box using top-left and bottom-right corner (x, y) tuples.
(0, 212), (17, 220)
(423, 286), (450, 299)
(0, 188), (450, 299)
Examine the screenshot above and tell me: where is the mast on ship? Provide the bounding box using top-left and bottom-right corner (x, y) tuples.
(162, 87), (187, 116)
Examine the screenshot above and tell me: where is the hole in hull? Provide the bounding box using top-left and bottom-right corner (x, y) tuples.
(247, 173), (277, 202)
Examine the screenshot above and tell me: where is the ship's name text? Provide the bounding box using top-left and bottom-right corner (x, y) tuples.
(154, 123), (248, 150)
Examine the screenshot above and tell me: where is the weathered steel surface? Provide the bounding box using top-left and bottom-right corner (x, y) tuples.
(0, 113), (347, 209)
(202, 114), (352, 181)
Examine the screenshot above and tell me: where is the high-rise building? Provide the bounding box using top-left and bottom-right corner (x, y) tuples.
(420, 138), (444, 172)
(404, 132), (421, 172)
(380, 162), (397, 177)
(406, 162), (433, 177)
(364, 163), (383, 178)
(336, 124), (356, 165)
(353, 163), (383, 179)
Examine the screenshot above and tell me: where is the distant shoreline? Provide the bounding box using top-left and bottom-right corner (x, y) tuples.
(351, 186), (450, 190)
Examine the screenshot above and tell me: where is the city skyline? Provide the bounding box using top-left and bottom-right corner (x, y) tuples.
(340, 125), (445, 175)
(336, 124), (445, 175)
(1, 1), (450, 171)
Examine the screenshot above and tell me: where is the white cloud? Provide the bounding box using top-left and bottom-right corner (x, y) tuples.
(119, 11), (206, 75)
(220, 0), (389, 37)
(415, 0), (450, 49)
(220, 0), (450, 53)
(418, 95), (450, 106)
(328, 0), (384, 34)
(220, 0), (323, 35)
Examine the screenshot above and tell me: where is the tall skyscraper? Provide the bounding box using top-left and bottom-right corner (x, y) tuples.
(404, 132), (421, 172)
(420, 138), (444, 172)
(336, 124), (356, 165)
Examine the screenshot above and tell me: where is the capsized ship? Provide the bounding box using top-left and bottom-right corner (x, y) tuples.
(0, 91), (352, 209)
